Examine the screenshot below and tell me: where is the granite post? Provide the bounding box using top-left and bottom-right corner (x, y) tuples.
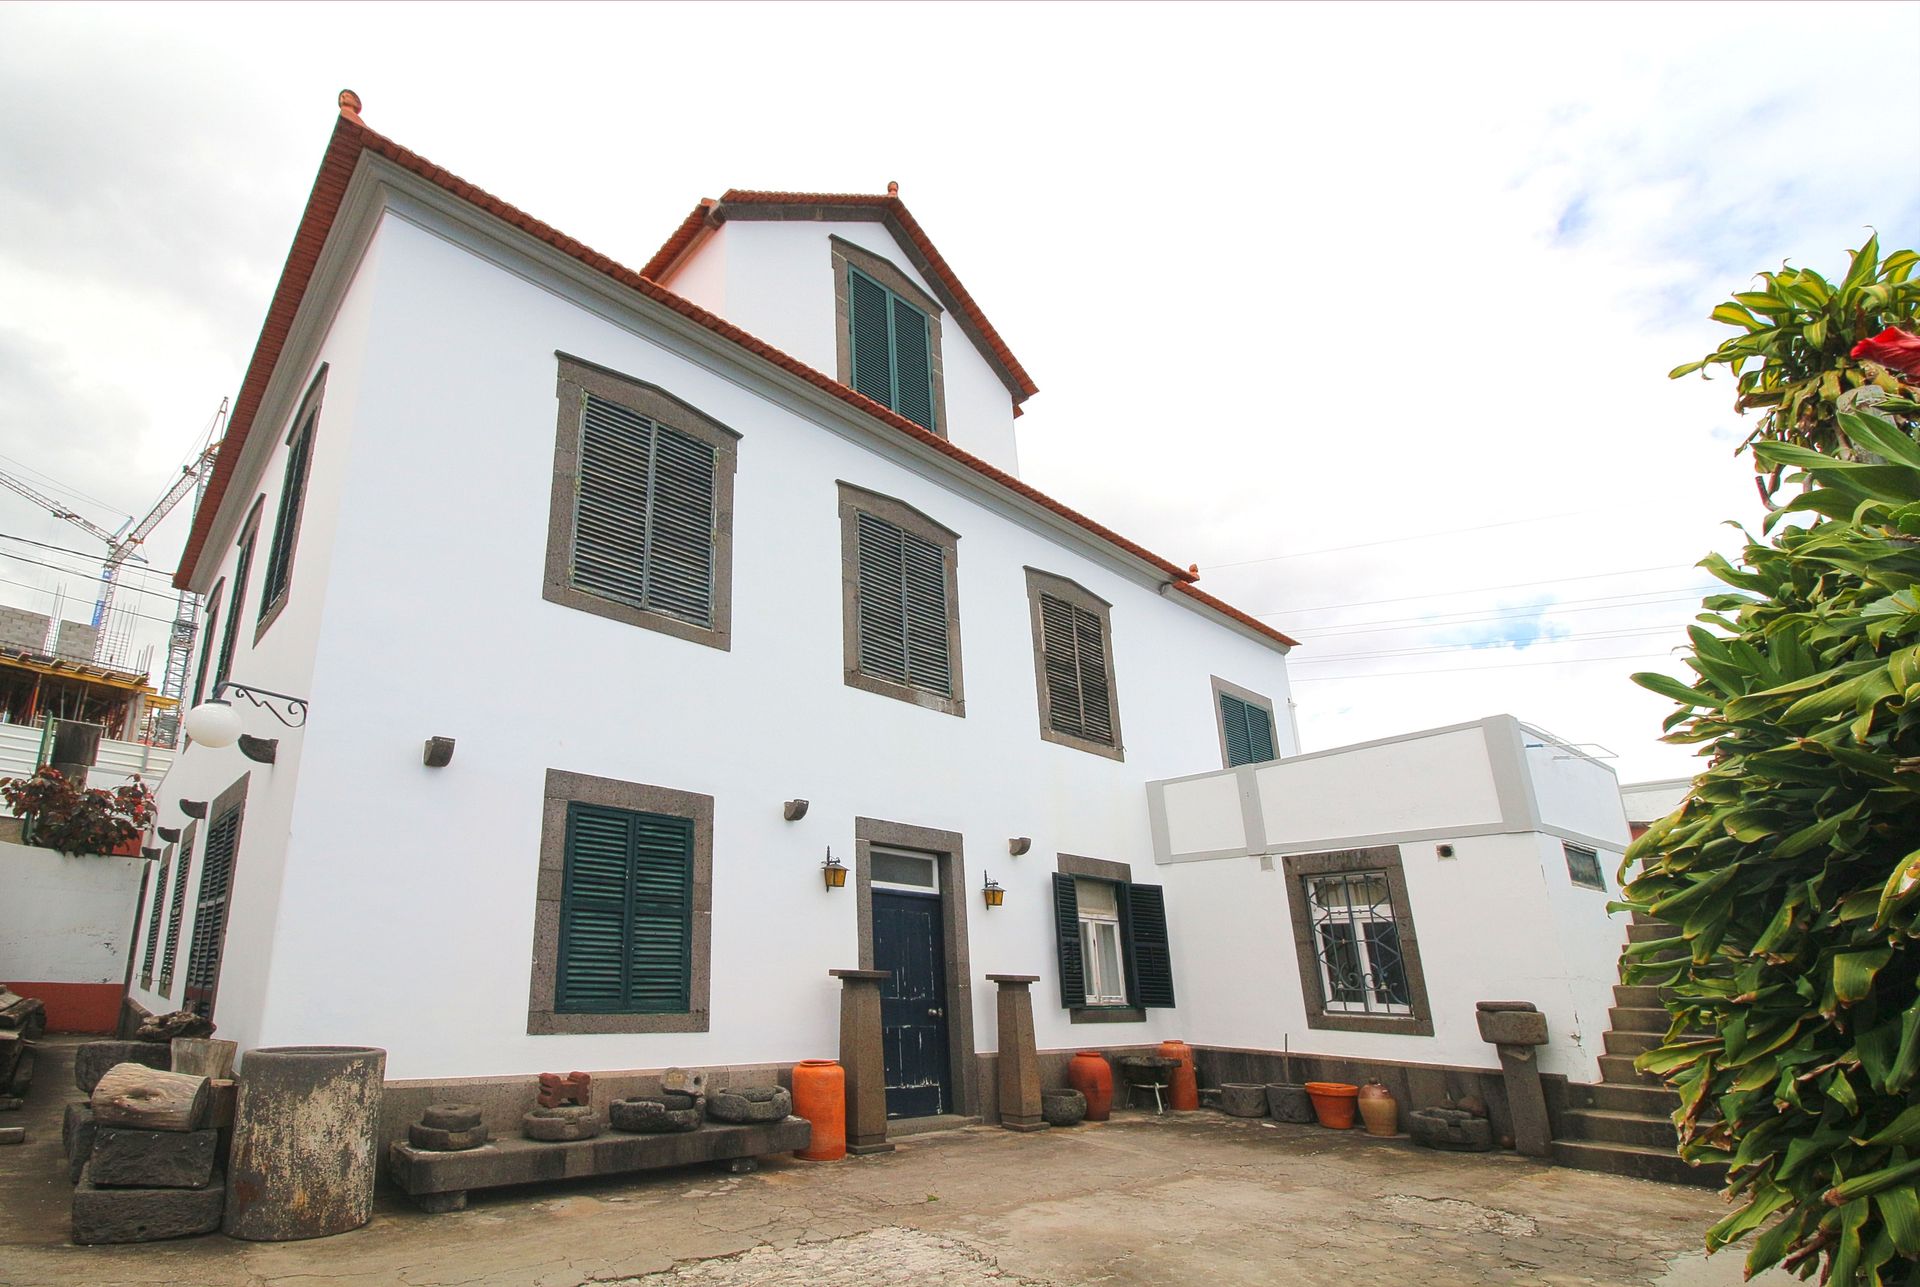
(1476, 1001), (1551, 1158)
(987, 974), (1046, 1133)
(830, 969), (894, 1156)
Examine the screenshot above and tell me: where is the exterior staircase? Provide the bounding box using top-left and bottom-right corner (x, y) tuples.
(1549, 915), (1728, 1188)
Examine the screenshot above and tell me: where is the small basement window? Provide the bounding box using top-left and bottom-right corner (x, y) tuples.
(1564, 843), (1606, 891)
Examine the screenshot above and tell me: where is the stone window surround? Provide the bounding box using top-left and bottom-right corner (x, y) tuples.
(831, 236), (948, 439)
(185, 771), (251, 1023)
(191, 579), (224, 710)
(1022, 567), (1125, 762)
(254, 363), (328, 645)
(527, 768), (714, 1035)
(1281, 845), (1435, 1037)
(836, 481), (966, 717)
(853, 816), (977, 1118)
(542, 352), (741, 651)
(1210, 674), (1279, 770)
(1057, 853), (1146, 1024)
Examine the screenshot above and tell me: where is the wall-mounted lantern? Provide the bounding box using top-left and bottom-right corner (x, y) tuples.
(183, 682), (309, 765)
(821, 847), (847, 890)
(982, 874), (1005, 908)
(1008, 837), (1031, 857)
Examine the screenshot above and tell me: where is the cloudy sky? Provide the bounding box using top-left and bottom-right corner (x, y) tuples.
(1, 1), (1915, 780)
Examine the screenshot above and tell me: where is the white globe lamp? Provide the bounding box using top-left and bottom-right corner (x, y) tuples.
(183, 698), (243, 748)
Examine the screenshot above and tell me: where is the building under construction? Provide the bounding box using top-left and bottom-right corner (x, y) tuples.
(0, 606), (170, 741)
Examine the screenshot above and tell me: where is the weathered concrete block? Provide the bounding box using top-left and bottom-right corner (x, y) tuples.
(72, 1165), (223, 1244)
(408, 1122), (489, 1151)
(74, 1041), (170, 1094)
(89, 1127), (218, 1189)
(63, 1102), (95, 1183)
(1476, 1004), (1548, 1047)
(1408, 1107), (1495, 1152)
(707, 1086), (792, 1124)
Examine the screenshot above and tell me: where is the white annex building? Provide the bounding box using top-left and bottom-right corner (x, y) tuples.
(126, 94), (1673, 1176)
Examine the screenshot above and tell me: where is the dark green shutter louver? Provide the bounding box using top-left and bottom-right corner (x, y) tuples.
(140, 849), (170, 981)
(572, 394), (717, 627)
(215, 536), (253, 690)
(159, 845), (192, 987)
(259, 413), (315, 618)
(1126, 883), (1176, 1008)
(557, 804), (692, 1014)
(847, 267), (936, 431)
(855, 512), (951, 696)
(1052, 873), (1085, 1008)
(184, 805), (242, 1015)
(1220, 693), (1277, 766)
(1039, 593), (1113, 744)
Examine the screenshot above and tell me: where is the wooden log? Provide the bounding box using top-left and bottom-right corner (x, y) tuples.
(170, 1038), (237, 1080)
(90, 1063), (210, 1132)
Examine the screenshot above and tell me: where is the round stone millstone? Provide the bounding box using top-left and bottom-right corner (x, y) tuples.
(705, 1085), (792, 1124)
(1407, 1107), (1495, 1152)
(407, 1122), (489, 1151)
(609, 1094), (703, 1134)
(522, 1107), (601, 1142)
(420, 1102), (483, 1131)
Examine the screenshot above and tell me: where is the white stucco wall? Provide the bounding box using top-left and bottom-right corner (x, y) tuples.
(665, 218), (1022, 475)
(1522, 729), (1631, 850)
(133, 195), (1297, 1082)
(1621, 777), (1692, 827)
(0, 840), (144, 986)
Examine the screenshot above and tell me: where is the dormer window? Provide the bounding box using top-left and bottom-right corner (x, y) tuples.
(832, 237), (946, 436)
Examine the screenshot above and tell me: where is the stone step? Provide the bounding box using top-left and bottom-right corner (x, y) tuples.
(1558, 1108), (1682, 1150)
(1607, 1006), (1672, 1035)
(1627, 922), (1684, 944)
(1629, 912), (1672, 930)
(1567, 1080), (1680, 1115)
(1612, 984), (1671, 1009)
(1549, 1139), (1726, 1188)
(1603, 1029), (1663, 1058)
(1599, 1053), (1664, 1086)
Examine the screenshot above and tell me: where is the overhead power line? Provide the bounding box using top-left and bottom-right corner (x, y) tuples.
(1291, 586), (1722, 642)
(0, 575), (180, 631)
(1293, 623), (1690, 665)
(1250, 562), (1714, 619)
(1199, 510), (1596, 571)
(0, 550), (186, 605)
(1292, 650), (1682, 682)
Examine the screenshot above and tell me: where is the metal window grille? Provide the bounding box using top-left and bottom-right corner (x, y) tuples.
(1563, 843), (1605, 891)
(1305, 871), (1412, 1015)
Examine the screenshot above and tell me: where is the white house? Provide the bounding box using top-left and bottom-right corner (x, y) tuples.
(128, 95), (1641, 1162)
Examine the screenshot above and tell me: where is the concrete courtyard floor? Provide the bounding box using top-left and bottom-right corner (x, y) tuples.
(2, 1047), (1772, 1287)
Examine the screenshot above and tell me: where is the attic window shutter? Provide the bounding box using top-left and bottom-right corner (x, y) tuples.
(892, 297), (935, 429)
(557, 803), (693, 1014)
(849, 271), (894, 407)
(1052, 873), (1085, 1008)
(847, 267), (936, 431)
(259, 413), (315, 617)
(1125, 883), (1177, 1008)
(572, 394), (717, 628)
(1040, 593), (1113, 745)
(1221, 694), (1277, 767)
(855, 511), (952, 696)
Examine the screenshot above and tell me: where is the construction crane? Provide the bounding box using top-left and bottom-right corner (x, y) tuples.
(0, 401), (226, 687)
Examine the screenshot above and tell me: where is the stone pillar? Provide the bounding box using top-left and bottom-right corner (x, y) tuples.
(830, 969), (894, 1155)
(1476, 1001), (1551, 1158)
(987, 974), (1046, 1133)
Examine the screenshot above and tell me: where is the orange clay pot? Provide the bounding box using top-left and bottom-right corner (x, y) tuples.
(1068, 1051), (1114, 1121)
(1305, 1080), (1359, 1130)
(1156, 1039), (1199, 1111)
(791, 1059), (846, 1161)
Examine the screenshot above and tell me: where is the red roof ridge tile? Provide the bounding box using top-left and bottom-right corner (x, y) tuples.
(175, 109), (1297, 652)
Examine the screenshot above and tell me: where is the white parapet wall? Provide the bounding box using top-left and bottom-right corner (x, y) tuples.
(0, 723), (175, 789)
(1146, 716), (1633, 1083)
(0, 839), (147, 1033)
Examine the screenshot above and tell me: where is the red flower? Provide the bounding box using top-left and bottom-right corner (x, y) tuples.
(1850, 326), (1920, 378)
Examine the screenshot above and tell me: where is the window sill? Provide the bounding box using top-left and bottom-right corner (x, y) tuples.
(1039, 726), (1125, 762)
(528, 1009), (710, 1036)
(1304, 1010), (1433, 1037)
(541, 580), (730, 652)
(1069, 1005), (1145, 1024)
(844, 669), (965, 717)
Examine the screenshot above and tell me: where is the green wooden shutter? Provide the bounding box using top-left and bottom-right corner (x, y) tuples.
(1221, 693), (1277, 766)
(1052, 873), (1085, 1008)
(184, 805), (243, 1016)
(1125, 883), (1176, 1008)
(557, 804), (692, 1014)
(891, 296), (934, 430)
(190, 599), (218, 708)
(160, 845), (191, 988)
(849, 270), (894, 406)
(259, 413), (315, 617)
(1247, 703), (1276, 763)
(140, 847), (171, 982)
(1073, 605), (1113, 744)
(572, 394), (715, 627)
(856, 512), (951, 696)
(1039, 594), (1086, 737)
(214, 536), (254, 689)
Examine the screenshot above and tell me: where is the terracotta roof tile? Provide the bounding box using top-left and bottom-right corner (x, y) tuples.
(176, 107), (1297, 652)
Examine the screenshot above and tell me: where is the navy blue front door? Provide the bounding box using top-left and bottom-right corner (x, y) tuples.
(874, 889), (951, 1118)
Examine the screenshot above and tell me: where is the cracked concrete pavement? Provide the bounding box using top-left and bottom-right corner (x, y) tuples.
(2, 1041), (1775, 1287)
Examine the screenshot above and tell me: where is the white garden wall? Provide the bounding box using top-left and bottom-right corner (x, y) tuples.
(0, 839), (145, 1032)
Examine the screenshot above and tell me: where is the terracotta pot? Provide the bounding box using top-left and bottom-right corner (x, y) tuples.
(791, 1060), (846, 1161)
(1156, 1039), (1199, 1111)
(1067, 1051), (1113, 1122)
(1304, 1080), (1358, 1130)
(1356, 1081), (1398, 1137)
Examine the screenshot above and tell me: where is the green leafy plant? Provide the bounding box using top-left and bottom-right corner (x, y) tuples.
(1, 766), (155, 856)
(1669, 235), (1920, 481)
